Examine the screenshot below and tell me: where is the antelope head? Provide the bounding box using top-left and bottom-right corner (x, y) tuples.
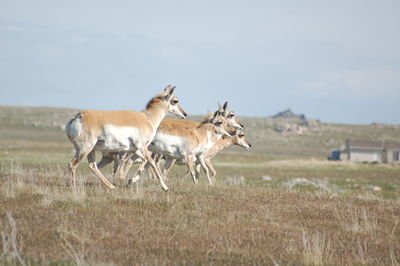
(219, 101), (244, 129)
(232, 130), (252, 150)
(210, 111), (232, 137)
(160, 85), (187, 119)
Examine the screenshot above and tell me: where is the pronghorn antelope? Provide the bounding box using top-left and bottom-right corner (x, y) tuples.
(197, 129), (251, 177)
(65, 85), (187, 191)
(99, 102), (244, 183)
(146, 110), (231, 185)
(165, 129), (252, 179)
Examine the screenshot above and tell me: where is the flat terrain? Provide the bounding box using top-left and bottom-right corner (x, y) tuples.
(0, 106), (399, 265)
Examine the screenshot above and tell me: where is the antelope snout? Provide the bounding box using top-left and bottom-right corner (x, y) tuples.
(244, 143), (252, 150)
(177, 106), (187, 119)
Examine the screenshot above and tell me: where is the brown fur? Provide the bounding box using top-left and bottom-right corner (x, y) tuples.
(158, 118), (200, 138)
(145, 96), (164, 110)
(157, 112), (214, 138)
(81, 110), (153, 135)
(160, 118), (199, 129)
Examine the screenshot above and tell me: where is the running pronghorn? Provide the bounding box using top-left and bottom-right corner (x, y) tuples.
(65, 85), (187, 191)
(147, 109), (232, 185)
(168, 129), (252, 179)
(197, 129), (251, 177)
(99, 102), (244, 182)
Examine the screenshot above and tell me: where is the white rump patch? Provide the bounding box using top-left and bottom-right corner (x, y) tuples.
(65, 114), (83, 140)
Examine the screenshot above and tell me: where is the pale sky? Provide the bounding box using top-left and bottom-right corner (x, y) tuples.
(1, 0), (399, 124)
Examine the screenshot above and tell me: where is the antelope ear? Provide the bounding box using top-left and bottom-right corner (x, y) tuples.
(214, 110), (220, 118)
(223, 101), (228, 116)
(216, 102), (223, 113)
(168, 86), (175, 95)
(166, 86), (176, 100)
(160, 85), (172, 96)
(210, 110), (219, 122)
(223, 101), (228, 111)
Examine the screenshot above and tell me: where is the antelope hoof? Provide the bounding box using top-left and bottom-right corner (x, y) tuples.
(128, 176), (140, 185)
(68, 163), (74, 173)
(117, 172), (126, 180)
(161, 184), (169, 192)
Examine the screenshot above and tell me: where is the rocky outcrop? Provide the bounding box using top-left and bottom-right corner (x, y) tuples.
(272, 108), (306, 120)
(270, 109), (320, 135)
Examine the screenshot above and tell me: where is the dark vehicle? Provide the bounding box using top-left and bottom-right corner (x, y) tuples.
(328, 149), (341, 161)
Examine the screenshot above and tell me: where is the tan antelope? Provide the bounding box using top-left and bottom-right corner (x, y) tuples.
(151, 102), (245, 183)
(99, 102), (244, 182)
(167, 129), (252, 179)
(65, 85), (187, 191)
(147, 110), (232, 185)
(196, 129), (251, 177)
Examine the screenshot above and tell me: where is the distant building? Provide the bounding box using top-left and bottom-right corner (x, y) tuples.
(341, 140), (400, 163)
(383, 142), (400, 163)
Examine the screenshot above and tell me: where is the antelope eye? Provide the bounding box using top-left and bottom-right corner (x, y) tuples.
(216, 121), (222, 126)
(172, 100), (178, 104)
(228, 114), (234, 118)
(239, 134), (244, 137)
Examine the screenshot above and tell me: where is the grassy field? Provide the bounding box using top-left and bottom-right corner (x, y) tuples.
(0, 106), (400, 265)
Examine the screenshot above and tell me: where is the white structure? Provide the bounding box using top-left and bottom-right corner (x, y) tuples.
(343, 140), (400, 163)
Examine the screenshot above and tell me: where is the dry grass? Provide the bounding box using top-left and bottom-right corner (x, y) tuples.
(1, 213), (25, 265)
(301, 231), (332, 265)
(0, 160), (399, 265)
(0, 106), (400, 265)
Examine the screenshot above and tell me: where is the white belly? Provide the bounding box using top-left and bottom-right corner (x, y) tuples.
(149, 132), (187, 159)
(191, 135), (218, 156)
(94, 125), (140, 152)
